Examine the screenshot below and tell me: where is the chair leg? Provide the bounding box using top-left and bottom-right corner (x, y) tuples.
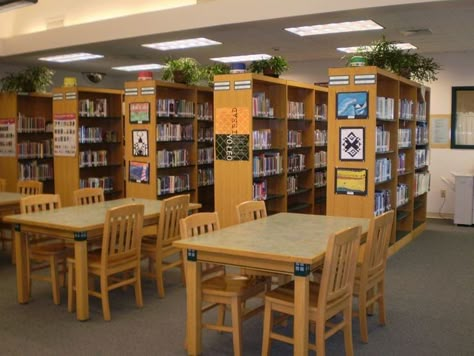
(67, 260), (75, 312)
(358, 292), (369, 343)
(378, 282), (386, 326)
(216, 304), (226, 332)
(230, 296), (243, 356)
(135, 265), (144, 308)
(367, 287), (375, 315)
(156, 259), (165, 298)
(261, 299), (273, 356)
(50, 256), (61, 305)
(100, 274), (111, 321)
(316, 317), (326, 356)
(343, 306), (354, 356)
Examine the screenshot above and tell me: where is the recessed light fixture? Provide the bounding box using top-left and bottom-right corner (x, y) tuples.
(337, 43), (417, 53)
(39, 52), (104, 63)
(285, 20), (383, 37)
(142, 37), (221, 51)
(112, 64), (164, 72)
(210, 54), (272, 63)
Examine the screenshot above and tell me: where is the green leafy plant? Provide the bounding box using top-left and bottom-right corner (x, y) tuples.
(0, 66), (55, 93)
(203, 63), (231, 86)
(248, 56), (289, 77)
(348, 37), (441, 82)
(161, 57), (204, 85)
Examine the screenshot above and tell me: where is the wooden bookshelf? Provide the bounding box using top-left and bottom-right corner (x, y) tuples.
(326, 66), (430, 250)
(213, 73), (328, 227)
(123, 80), (213, 210)
(52, 87), (124, 206)
(0, 92), (54, 193)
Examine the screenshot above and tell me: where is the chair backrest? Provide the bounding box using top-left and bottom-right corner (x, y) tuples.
(236, 200), (267, 224)
(101, 203), (144, 266)
(0, 178), (6, 192)
(180, 212), (223, 278)
(360, 210), (394, 285)
(17, 180), (43, 195)
(73, 187), (105, 206)
(317, 225), (361, 316)
(20, 194), (62, 214)
(157, 194), (190, 248)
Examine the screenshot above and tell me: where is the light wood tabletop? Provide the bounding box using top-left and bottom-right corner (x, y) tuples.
(174, 213), (369, 356)
(4, 197), (201, 321)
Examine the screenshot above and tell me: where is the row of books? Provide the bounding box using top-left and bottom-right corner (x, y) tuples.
(314, 129), (327, 146)
(253, 152), (283, 177)
(198, 147), (214, 165)
(288, 130), (303, 148)
(157, 148), (189, 168)
(198, 127), (213, 143)
(398, 152), (407, 173)
(198, 167), (214, 187)
(253, 180), (267, 201)
(397, 183), (409, 207)
(287, 175), (299, 193)
(197, 102), (213, 121)
(79, 150), (108, 168)
(288, 101), (305, 119)
(415, 149), (429, 168)
(375, 158), (392, 183)
(17, 114), (52, 133)
(156, 123), (193, 142)
(288, 153), (306, 173)
(376, 96), (395, 120)
(79, 98), (108, 117)
(415, 172), (431, 196)
(415, 125), (429, 145)
(157, 174), (190, 196)
(253, 129), (272, 150)
(374, 189), (392, 216)
(399, 98), (414, 120)
(17, 139), (53, 159)
(18, 161), (53, 181)
(315, 170), (327, 187)
(80, 176), (114, 191)
(79, 126), (103, 144)
(157, 99), (194, 117)
(314, 150), (327, 168)
(376, 126), (390, 152)
(253, 92), (274, 118)
(416, 102), (427, 122)
(315, 104), (328, 121)
(398, 128), (412, 148)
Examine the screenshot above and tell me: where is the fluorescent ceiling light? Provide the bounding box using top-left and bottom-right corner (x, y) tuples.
(112, 64), (164, 72)
(39, 53), (104, 63)
(0, 0), (37, 13)
(285, 20), (383, 37)
(211, 54), (272, 63)
(142, 37), (221, 51)
(337, 43), (417, 53)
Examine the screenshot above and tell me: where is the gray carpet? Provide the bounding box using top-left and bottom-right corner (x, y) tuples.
(0, 220), (473, 355)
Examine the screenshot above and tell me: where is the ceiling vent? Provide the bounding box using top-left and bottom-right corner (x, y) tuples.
(400, 28), (433, 36)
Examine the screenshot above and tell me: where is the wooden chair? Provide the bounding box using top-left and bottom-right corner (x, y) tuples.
(20, 194), (67, 305)
(353, 210), (394, 343)
(17, 180), (43, 195)
(180, 212), (267, 356)
(73, 187), (105, 206)
(68, 203), (144, 321)
(0, 178), (6, 192)
(141, 194), (190, 298)
(236, 200), (267, 223)
(0, 178), (9, 250)
(261, 225), (362, 356)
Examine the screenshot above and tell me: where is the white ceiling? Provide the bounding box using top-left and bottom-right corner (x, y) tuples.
(0, 0), (473, 79)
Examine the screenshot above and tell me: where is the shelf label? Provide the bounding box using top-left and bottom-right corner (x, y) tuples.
(125, 88), (138, 96)
(53, 113), (77, 157)
(65, 92), (77, 100)
(0, 118), (16, 157)
(214, 81), (230, 91)
(141, 87), (155, 96)
(329, 75), (350, 86)
(53, 93), (64, 101)
(234, 80), (251, 90)
(354, 74), (376, 85)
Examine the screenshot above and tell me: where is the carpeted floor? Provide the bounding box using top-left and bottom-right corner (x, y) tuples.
(0, 219), (472, 355)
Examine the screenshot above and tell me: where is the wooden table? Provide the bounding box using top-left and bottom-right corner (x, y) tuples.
(0, 192), (23, 215)
(4, 197), (201, 321)
(174, 213), (370, 356)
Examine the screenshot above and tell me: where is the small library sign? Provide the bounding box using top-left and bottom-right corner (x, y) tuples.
(215, 107), (250, 161)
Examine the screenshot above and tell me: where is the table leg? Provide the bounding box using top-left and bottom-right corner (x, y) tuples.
(14, 227), (29, 304)
(294, 275), (309, 355)
(185, 259), (202, 355)
(74, 240), (89, 321)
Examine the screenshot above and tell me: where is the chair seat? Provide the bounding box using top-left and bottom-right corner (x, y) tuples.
(203, 274), (266, 298)
(30, 242), (67, 256)
(265, 280), (321, 308)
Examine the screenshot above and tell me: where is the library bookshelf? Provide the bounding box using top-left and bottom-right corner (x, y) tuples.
(52, 86), (124, 206)
(123, 79), (214, 211)
(213, 73), (328, 227)
(0, 92), (54, 193)
(326, 66), (430, 252)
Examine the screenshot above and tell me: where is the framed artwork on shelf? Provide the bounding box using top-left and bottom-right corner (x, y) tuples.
(132, 129), (149, 157)
(129, 102), (150, 124)
(451, 86), (474, 149)
(335, 167), (368, 196)
(336, 91), (369, 119)
(339, 127), (365, 161)
(129, 161), (150, 184)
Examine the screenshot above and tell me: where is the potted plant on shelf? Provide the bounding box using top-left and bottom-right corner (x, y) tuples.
(204, 63), (231, 87)
(347, 37), (441, 82)
(161, 57), (204, 85)
(248, 55), (289, 78)
(0, 66), (55, 93)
